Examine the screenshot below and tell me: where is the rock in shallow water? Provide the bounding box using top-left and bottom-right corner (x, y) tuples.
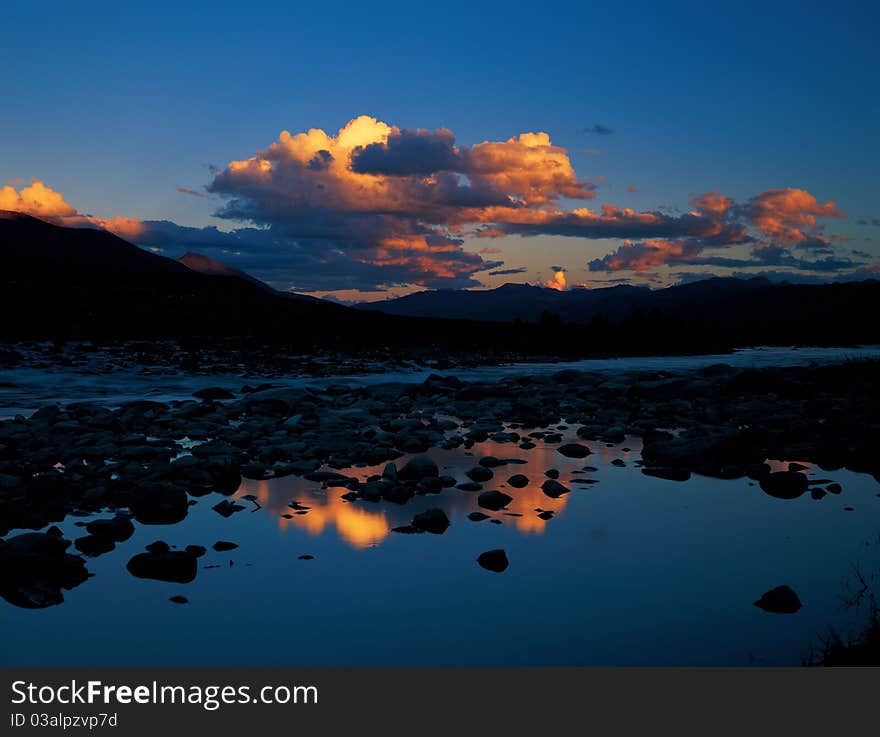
(477, 549), (509, 573)
(466, 466), (494, 483)
(760, 471), (809, 500)
(127, 549), (198, 583)
(478, 490), (513, 511)
(641, 467), (691, 482)
(411, 508), (451, 534)
(507, 474), (529, 488)
(754, 585), (802, 614)
(540, 479), (570, 498)
(398, 454), (439, 481)
(85, 515), (135, 542)
(0, 532), (90, 609)
(557, 443), (591, 459)
(129, 484), (188, 525)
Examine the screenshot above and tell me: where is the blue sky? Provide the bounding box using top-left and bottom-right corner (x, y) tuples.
(2, 1), (877, 297)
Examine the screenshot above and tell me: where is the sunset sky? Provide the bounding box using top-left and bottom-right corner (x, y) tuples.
(2, 2), (877, 300)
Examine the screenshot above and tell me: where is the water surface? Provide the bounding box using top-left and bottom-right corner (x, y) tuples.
(3, 427), (879, 666)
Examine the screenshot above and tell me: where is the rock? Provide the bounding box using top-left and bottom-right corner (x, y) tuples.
(545, 469), (559, 479)
(169, 595), (189, 604)
(466, 466), (494, 482)
(760, 471), (809, 500)
(391, 525), (422, 534)
(411, 508), (451, 534)
(557, 443), (591, 459)
(826, 483), (842, 494)
(477, 549), (509, 573)
(85, 515), (135, 542)
(129, 483), (188, 525)
(74, 535), (115, 557)
(468, 512), (490, 521)
(0, 533), (90, 608)
(754, 585), (803, 614)
(478, 456), (505, 468)
(382, 462), (398, 481)
(398, 454), (439, 480)
(537, 510), (555, 520)
(456, 482), (483, 492)
(811, 488), (827, 500)
(242, 462), (272, 480)
(745, 463), (771, 480)
(507, 474), (529, 488)
(212, 499), (246, 518)
(541, 479), (570, 498)
(185, 545), (207, 557)
(127, 550), (198, 583)
(478, 490), (512, 511)
(193, 387), (235, 401)
(788, 462), (808, 473)
(212, 541), (239, 552)
(298, 554), (315, 560)
(611, 459), (626, 467)
(641, 467), (691, 482)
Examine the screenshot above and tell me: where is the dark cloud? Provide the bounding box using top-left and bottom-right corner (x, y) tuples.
(583, 124), (613, 135)
(488, 267), (527, 276)
(351, 129), (460, 176)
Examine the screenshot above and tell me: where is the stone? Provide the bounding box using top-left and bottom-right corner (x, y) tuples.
(753, 585), (802, 614)
(127, 550), (198, 584)
(478, 490), (512, 511)
(476, 549), (509, 573)
(411, 508), (451, 534)
(760, 471), (809, 500)
(398, 454), (439, 480)
(557, 443), (591, 459)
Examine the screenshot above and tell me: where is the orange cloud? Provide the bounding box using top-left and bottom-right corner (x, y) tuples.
(0, 180), (77, 219)
(744, 188), (843, 247)
(544, 268), (567, 290)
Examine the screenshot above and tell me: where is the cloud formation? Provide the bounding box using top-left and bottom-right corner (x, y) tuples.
(2, 117), (870, 290)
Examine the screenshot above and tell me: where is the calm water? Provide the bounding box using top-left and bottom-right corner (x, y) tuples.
(3, 426), (879, 666)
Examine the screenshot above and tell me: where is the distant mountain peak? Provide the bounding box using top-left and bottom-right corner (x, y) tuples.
(178, 251), (246, 277)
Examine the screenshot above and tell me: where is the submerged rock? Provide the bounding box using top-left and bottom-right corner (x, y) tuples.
(477, 549), (509, 573)
(507, 474), (530, 488)
(754, 585), (802, 614)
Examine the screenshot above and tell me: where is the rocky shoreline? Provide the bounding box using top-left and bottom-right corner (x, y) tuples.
(1, 358), (879, 609)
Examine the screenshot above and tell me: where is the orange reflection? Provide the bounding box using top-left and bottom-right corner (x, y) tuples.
(238, 478), (390, 549)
